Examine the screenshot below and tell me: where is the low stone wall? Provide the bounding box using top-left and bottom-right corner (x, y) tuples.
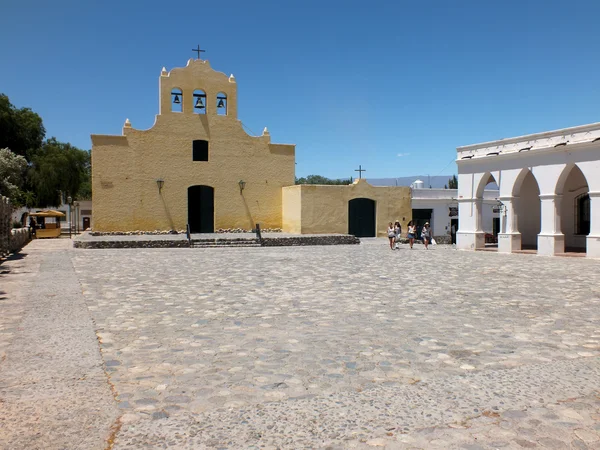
(89, 228), (283, 236)
(9, 228), (31, 253)
(395, 235), (452, 245)
(74, 234), (360, 249)
(73, 240), (190, 249)
(262, 235), (360, 246)
(433, 235), (452, 245)
(90, 231), (182, 236)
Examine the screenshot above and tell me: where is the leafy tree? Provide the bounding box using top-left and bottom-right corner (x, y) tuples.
(28, 138), (91, 207)
(448, 174), (458, 189)
(295, 174), (353, 185)
(0, 148), (28, 203)
(0, 94), (45, 159)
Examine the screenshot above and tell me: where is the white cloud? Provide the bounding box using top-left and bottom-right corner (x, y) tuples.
(397, 152), (411, 157)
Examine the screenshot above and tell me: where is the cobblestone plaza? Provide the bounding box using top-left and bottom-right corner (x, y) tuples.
(1, 239), (600, 449)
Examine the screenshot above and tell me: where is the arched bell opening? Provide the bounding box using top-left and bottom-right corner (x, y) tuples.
(216, 92), (227, 116)
(171, 88), (183, 113)
(193, 89), (207, 114)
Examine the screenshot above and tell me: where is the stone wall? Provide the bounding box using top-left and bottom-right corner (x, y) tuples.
(73, 234), (360, 249)
(10, 228), (31, 252)
(395, 235), (451, 245)
(262, 235), (360, 246)
(73, 240), (190, 249)
(1, 196), (31, 256)
(1, 196), (10, 257)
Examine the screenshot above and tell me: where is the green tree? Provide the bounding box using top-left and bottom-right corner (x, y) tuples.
(0, 94), (45, 159)
(28, 138), (91, 206)
(448, 174), (458, 189)
(295, 174), (353, 185)
(0, 148), (28, 203)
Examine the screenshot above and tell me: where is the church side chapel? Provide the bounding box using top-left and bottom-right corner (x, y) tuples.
(91, 50), (412, 237)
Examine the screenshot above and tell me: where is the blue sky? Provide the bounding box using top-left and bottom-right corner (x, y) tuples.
(1, 0), (599, 179)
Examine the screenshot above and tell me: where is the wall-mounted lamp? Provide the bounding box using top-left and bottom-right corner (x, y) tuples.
(493, 198), (506, 216)
(156, 178), (165, 193)
(238, 179), (246, 193)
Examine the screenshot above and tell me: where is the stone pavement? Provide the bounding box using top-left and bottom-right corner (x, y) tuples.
(1, 238), (600, 448)
(0, 239), (118, 450)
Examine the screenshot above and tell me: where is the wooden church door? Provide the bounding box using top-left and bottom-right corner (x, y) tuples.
(188, 185), (214, 233)
(348, 198), (376, 237)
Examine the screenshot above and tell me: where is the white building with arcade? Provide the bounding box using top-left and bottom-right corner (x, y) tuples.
(456, 122), (600, 258)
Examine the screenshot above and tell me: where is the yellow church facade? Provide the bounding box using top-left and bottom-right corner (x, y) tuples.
(91, 58), (295, 232)
(91, 57), (411, 237)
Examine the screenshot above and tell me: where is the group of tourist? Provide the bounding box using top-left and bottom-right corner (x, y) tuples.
(387, 221), (434, 250)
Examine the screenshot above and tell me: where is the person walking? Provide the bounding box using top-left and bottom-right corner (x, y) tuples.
(407, 221), (416, 249)
(421, 222), (432, 249)
(393, 221), (402, 249)
(387, 222), (397, 250)
(387, 222), (396, 250)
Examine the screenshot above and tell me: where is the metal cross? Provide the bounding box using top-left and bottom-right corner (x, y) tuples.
(192, 45), (205, 59)
(355, 165), (366, 179)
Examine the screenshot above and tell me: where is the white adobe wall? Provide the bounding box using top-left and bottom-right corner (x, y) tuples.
(456, 121), (600, 257)
(412, 189), (498, 236)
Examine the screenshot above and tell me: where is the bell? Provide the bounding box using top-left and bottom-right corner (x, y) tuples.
(173, 94), (181, 104)
(217, 99), (225, 108)
(195, 97), (205, 109)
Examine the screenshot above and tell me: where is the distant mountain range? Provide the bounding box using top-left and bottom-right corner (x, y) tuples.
(365, 175), (455, 188)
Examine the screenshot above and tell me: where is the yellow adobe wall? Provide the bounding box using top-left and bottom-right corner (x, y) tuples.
(281, 186), (302, 234)
(281, 179), (411, 236)
(91, 59), (295, 232)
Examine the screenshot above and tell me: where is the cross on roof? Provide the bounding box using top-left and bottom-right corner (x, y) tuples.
(355, 165), (366, 179)
(192, 45), (205, 59)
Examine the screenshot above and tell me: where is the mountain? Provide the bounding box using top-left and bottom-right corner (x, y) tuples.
(365, 175), (455, 188)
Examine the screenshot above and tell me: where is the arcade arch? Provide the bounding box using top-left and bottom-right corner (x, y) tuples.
(512, 169), (541, 250)
(456, 121), (600, 258)
(557, 164), (590, 252)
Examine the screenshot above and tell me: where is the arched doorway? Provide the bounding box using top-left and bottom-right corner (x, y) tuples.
(558, 164), (589, 253)
(513, 170), (541, 250)
(474, 172), (500, 248)
(348, 198), (376, 237)
(188, 185), (214, 233)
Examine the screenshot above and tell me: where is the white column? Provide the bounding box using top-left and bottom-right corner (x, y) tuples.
(537, 194), (564, 256)
(457, 198), (484, 250)
(498, 196), (521, 253)
(587, 192), (600, 258)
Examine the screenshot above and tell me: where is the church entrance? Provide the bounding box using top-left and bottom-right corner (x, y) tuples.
(348, 198), (376, 237)
(188, 185), (214, 233)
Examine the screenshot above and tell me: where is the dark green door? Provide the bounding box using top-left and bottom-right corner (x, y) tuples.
(188, 185), (214, 233)
(348, 198), (376, 237)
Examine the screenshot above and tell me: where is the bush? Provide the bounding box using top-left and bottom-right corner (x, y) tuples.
(12, 220), (22, 229)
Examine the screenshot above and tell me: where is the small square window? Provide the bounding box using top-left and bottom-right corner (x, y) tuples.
(193, 140), (209, 161)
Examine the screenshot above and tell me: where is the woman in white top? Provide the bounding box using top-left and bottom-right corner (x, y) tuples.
(393, 221), (401, 249)
(421, 222), (432, 249)
(407, 221), (416, 249)
(387, 222), (396, 250)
